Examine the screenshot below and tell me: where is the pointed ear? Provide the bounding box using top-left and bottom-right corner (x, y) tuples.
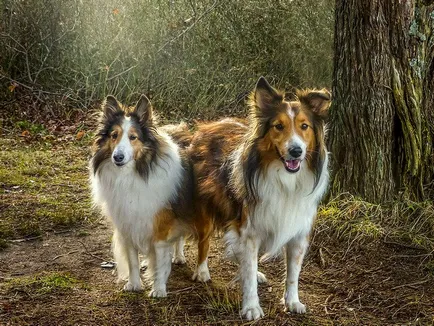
(134, 94), (152, 122)
(102, 95), (122, 119)
(253, 77), (283, 112)
(297, 88), (331, 119)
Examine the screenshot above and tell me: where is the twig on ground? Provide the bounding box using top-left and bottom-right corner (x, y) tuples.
(50, 250), (79, 261)
(77, 240), (106, 261)
(383, 238), (426, 251)
(8, 235), (43, 243)
(168, 285), (198, 294)
(391, 279), (429, 290)
(319, 247), (326, 268)
(324, 293), (333, 315)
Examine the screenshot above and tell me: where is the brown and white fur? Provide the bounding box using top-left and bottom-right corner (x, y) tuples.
(189, 77), (331, 320)
(90, 95), (194, 297)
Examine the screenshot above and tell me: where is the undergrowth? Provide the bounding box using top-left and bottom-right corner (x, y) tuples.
(317, 193), (434, 252)
(0, 0), (334, 124)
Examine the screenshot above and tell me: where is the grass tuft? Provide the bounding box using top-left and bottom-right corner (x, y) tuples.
(199, 283), (240, 315)
(317, 193), (434, 251)
(7, 272), (81, 295)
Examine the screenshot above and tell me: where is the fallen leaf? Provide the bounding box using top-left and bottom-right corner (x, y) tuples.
(21, 130), (30, 137)
(8, 84), (17, 92)
(76, 130), (85, 140)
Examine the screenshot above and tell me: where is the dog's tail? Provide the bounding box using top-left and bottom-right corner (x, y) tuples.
(112, 230), (129, 282)
(161, 122), (193, 149)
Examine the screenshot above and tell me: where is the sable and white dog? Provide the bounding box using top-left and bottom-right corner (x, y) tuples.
(189, 77), (331, 319)
(90, 95), (194, 297)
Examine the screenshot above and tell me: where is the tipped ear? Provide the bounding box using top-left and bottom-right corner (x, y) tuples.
(254, 77), (283, 111)
(134, 94), (152, 122)
(297, 89), (331, 119)
(102, 95), (122, 119)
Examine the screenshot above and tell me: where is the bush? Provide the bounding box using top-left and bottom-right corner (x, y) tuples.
(0, 0), (334, 121)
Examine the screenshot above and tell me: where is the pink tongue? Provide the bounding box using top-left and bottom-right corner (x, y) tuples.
(285, 160), (300, 170)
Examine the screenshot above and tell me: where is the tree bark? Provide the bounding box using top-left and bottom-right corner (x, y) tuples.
(330, 0), (434, 202)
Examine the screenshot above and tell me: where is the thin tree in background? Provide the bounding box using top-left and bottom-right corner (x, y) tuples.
(329, 0), (434, 203)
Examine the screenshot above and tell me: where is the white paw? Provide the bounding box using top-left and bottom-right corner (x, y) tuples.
(192, 268), (211, 282)
(284, 300), (306, 314)
(257, 271), (268, 284)
(148, 288), (167, 298)
(172, 255), (186, 265)
(242, 304), (264, 320)
(123, 281), (143, 292)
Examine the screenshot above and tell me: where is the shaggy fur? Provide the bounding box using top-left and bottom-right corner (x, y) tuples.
(189, 77), (331, 320)
(90, 95), (194, 297)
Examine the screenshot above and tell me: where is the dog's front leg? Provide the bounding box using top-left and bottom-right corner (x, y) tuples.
(240, 233), (264, 320)
(148, 241), (172, 298)
(123, 244), (143, 292)
(283, 234), (309, 313)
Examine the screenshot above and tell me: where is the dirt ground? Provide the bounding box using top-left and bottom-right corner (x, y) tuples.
(1, 219), (433, 325)
(0, 134), (433, 325)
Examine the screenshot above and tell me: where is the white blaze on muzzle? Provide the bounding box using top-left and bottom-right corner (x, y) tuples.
(112, 118), (135, 166)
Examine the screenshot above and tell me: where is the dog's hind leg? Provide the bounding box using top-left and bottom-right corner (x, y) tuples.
(173, 236), (186, 264)
(282, 234), (309, 314)
(192, 213), (213, 282)
(148, 241), (173, 297)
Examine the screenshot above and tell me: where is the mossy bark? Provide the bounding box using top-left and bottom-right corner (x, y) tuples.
(329, 0), (434, 203)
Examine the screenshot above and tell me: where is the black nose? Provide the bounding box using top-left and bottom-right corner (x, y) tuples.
(113, 153), (124, 163)
(289, 146), (303, 158)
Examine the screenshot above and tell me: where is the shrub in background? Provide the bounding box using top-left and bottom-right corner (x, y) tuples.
(0, 0), (334, 121)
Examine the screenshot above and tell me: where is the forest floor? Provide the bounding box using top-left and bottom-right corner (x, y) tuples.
(1, 125), (433, 325)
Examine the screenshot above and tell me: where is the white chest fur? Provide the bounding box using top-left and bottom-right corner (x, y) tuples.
(90, 138), (182, 253)
(250, 156), (329, 257)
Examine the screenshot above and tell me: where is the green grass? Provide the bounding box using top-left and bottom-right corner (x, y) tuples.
(0, 137), (98, 246)
(317, 194), (434, 251)
(6, 272), (82, 295)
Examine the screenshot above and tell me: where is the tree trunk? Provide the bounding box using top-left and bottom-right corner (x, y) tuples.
(329, 0), (434, 203)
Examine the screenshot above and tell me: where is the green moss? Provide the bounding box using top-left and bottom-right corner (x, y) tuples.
(7, 272), (81, 295)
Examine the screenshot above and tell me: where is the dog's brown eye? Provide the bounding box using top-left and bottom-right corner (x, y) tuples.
(129, 135), (137, 141)
(275, 124), (284, 131)
(111, 133), (118, 140)
(301, 123), (309, 130)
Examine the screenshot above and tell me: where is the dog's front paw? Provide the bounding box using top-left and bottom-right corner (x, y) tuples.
(284, 300), (306, 314)
(192, 268), (211, 282)
(148, 288), (167, 298)
(172, 255), (186, 265)
(192, 262), (211, 282)
(242, 304), (264, 321)
(123, 281), (143, 292)
(257, 271), (268, 284)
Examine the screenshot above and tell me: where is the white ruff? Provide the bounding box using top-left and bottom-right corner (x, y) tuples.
(226, 154), (329, 260)
(90, 132), (183, 255)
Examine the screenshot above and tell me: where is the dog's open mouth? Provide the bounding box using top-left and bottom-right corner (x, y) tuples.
(282, 159), (301, 173)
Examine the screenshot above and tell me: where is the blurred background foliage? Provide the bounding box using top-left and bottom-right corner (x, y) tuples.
(0, 0), (334, 121)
